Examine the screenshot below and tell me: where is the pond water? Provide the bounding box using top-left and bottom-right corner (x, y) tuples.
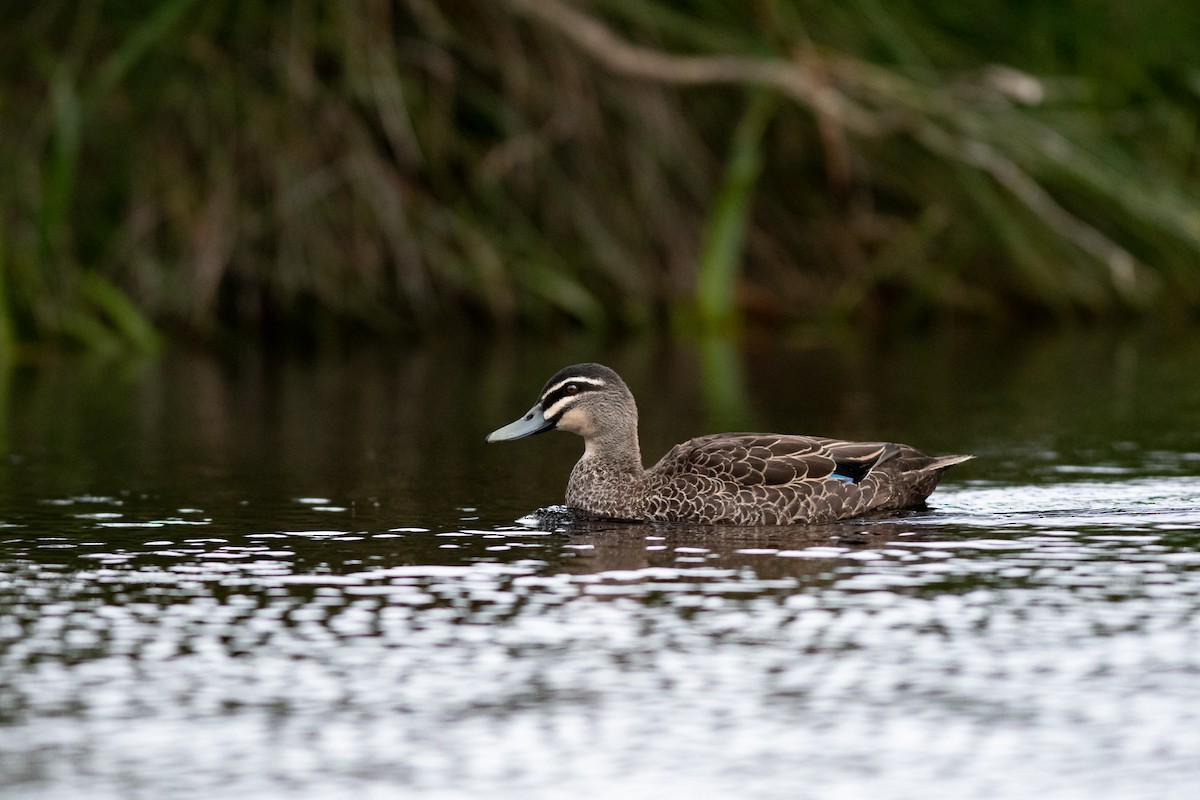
(2, 329), (1199, 799)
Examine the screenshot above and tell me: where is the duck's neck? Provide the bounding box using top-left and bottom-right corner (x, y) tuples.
(581, 423), (644, 471)
(567, 423), (646, 518)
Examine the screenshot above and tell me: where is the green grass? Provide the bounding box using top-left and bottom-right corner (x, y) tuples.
(1, 0), (1199, 351)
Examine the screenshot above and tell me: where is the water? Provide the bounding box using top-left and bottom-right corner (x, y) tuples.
(2, 331), (1199, 799)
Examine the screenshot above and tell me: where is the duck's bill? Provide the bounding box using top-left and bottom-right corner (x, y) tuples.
(486, 404), (554, 442)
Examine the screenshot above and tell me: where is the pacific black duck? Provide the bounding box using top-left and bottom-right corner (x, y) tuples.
(487, 363), (972, 525)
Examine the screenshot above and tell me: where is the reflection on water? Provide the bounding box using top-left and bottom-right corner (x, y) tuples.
(2, 330), (1200, 799)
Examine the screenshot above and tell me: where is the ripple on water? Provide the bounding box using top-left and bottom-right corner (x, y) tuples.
(3, 477), (1200, 799)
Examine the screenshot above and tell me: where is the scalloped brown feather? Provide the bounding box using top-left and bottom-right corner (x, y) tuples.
(609, 434), (971, 524)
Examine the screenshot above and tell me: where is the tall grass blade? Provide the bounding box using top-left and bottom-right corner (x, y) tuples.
(696, 90), (774, 327)
(78, 273), (160, 354)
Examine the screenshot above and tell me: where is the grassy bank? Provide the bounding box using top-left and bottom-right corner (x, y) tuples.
(2, 0), (1199, 350)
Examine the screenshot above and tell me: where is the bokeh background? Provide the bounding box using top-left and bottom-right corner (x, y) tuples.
(3, 0), (1199, 353)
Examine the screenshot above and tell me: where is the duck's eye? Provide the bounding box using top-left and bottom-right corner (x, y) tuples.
(566, 384), (579, 395)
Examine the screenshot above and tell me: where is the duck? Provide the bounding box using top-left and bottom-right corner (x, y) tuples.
(486, 363), (972, 525)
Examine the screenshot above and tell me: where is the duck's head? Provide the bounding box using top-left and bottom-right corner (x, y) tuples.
(486, 363), (637, 443)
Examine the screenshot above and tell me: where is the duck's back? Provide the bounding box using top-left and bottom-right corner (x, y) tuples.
(641, 432), (970, 524)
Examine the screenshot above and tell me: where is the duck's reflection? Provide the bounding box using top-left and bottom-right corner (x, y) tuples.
(528, 508), (942, 579)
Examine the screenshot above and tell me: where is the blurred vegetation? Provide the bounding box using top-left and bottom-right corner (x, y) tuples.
(2, 0), (1200, 351)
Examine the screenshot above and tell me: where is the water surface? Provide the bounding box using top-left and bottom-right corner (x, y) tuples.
(2, 331), (1199, 799)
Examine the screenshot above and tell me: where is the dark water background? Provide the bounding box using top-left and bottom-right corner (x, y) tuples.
(2, 328), (1199, 799)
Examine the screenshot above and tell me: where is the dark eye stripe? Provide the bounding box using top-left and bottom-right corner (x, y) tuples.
(541, 381), (596, 411)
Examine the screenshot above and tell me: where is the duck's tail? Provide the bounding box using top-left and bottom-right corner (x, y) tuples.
(922, 454), (974, 472)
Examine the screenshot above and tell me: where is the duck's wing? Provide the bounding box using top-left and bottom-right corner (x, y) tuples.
(655, 433), (900, 487)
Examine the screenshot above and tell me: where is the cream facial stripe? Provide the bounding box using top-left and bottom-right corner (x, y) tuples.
(541, 375), (606, 420)
(542, 375), (606, 398)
